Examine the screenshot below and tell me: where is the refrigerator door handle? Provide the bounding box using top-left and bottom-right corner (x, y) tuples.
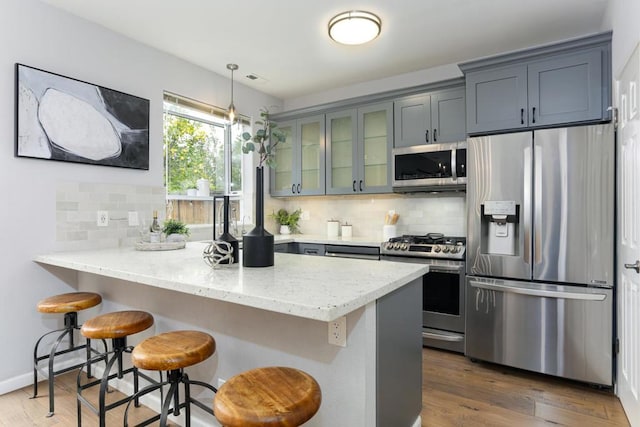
(523, 146), (532, 265)
(469, 280), (607, 301)
(534, 144), (542, 264)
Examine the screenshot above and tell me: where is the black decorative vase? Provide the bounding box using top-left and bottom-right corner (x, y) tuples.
(213, 195), (239, 264)
(243, 167), (274, 267)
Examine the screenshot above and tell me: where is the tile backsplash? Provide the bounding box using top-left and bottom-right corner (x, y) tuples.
(56, 182), (166, 251)
(55, 182), (466, 250)
(276, 193), (466, 240)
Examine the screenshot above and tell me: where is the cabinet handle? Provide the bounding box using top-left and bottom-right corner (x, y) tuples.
(297, 183), (301, 193)
(291, 184), (295, 194)
(359, 180), (363, 192)
(532, 107), (536, 124)
(433, 129), (437, 142)
(520, 108), (524, 125)
(353, 180), (357, 192)
(425, 130), (429, 143)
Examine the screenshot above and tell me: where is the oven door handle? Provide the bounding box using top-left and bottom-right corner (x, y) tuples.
(422, 331), (464, 342)
(428, 265), (464, 274)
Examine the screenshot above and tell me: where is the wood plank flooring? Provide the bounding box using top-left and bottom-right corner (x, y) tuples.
(422, 347), (630, 426)
(0, 348), (630, 426)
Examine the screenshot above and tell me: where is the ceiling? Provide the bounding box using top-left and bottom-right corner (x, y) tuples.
(39, 0), (610, 101)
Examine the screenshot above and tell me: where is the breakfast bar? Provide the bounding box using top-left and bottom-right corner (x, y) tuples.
(35, 242), (427, 427)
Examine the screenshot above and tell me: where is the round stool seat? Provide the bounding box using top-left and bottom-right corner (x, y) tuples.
(81, 310), (154, 340)
(214, 367), (321, 427)
(37, 292), (102, 314)
(132, 330), (216, 371)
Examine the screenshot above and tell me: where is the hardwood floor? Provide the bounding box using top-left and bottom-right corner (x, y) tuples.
(0, 371), (180, 426)
(0, 348), (630, 426)
(422, 347), (630, 426)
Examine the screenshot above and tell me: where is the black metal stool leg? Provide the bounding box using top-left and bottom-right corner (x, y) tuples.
(160, 380), (179, 427)
(46, 327), (72, 416)
(182, 372), (191, 427)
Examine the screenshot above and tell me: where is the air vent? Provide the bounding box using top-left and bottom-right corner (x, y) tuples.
(244, 73), (268, 84)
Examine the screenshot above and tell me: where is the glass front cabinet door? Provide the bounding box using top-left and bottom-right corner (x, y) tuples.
(326, 102), (392, 194)
(270, 115), (325, 196)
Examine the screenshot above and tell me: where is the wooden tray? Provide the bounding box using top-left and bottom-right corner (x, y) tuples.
(135, 241), (186, 251)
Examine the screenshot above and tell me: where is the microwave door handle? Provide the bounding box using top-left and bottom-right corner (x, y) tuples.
(451, 148), (457, 180)
(523, 146), (532, 266)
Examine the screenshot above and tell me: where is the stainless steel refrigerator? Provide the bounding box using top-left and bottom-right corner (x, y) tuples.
(466, 123), (614, 386)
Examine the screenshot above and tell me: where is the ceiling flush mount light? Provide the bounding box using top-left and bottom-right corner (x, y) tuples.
(226, 63), (238, 123)
(328, 10), (381, 45)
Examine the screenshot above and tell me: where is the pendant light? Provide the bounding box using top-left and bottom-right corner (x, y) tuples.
(226, 63), (238, 123)
(328, 11), (381, 45)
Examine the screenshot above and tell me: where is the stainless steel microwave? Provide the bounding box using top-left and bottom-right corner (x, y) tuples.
(392, 142), (467, 192)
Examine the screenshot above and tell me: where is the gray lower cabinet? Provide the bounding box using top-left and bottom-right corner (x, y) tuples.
(462, 33), (611, 135)
(394, 87), (466, 147)
(326, 102), (393, 194)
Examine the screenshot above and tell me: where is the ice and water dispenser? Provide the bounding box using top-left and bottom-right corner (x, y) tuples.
(481, 201), (519, 256)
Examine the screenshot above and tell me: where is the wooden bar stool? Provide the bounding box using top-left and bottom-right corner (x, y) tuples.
(213, 366), (321, 427)
(76, 310), (155, 427)
(124, 330), (218, 427)
(32, 291), (104, 417)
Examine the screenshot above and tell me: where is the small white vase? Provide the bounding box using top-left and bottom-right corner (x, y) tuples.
(279, 225), (291, 235)
(166, 233), (186, 243)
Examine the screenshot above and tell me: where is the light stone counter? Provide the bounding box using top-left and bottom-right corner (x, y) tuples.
(35, 242), (426, 322)
(273, 234), (382, 247)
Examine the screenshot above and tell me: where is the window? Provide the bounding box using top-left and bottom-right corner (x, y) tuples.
(163, 92), (248, 225)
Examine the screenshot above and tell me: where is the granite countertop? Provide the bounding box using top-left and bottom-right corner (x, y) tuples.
(274, 234), (382, 247)
(35, 242), (426, 322)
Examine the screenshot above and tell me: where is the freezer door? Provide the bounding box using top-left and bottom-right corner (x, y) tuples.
(467, 132), (532, 280)
(466, 276), (613, 385)
(534, 124), (614, 286)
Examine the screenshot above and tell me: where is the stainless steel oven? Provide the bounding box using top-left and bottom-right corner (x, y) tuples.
(381, 234), (466, 353)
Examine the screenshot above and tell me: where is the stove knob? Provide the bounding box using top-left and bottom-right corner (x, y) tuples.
(400, 243), (408, 251)
(450, 246), (459, 254)
(393, 243), (400, 250)
(434, 246), (441, 253)
(442, 246), (450, 253)
(385, 242), (392, 250)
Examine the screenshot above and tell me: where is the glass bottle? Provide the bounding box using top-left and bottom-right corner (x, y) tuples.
(150, 210), (162, 242)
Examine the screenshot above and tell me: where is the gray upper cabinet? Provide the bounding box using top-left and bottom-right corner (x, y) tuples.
(465, 65), (528, 133)
(431, 88), (467, 143)
(327, 102), (393, 194)
(394, 94), (431, 147)
(461, 32), (611, 135)
(527, 49), (602, 127)
(270, 115), (325, 197)
(394, 87), (465, 147)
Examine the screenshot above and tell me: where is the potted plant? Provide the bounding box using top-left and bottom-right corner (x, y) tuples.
(270, 208), (301, 235)
(239, 109), (287, 267)
(163, 218), (190, 242)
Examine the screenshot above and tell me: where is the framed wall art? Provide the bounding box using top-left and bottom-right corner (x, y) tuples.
(15, 63), (150, 170)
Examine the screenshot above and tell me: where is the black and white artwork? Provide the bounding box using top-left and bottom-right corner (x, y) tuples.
(15, 63), (149, 169)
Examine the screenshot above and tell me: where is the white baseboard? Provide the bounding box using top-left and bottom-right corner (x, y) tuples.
(0, 356), (88, 396)
(412, 415), (422, 427)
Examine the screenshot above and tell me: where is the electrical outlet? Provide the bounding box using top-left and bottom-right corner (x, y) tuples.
(97, 211), (109, 227)
(128, 211), (139, 226)
(328, 316), (347, 347)
(300, 210), (310, 221)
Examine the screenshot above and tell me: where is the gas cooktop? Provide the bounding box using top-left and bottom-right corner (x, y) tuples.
(380, 233), (466, 260)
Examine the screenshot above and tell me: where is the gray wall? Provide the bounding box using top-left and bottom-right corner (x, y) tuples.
(0, 0), (280, 393)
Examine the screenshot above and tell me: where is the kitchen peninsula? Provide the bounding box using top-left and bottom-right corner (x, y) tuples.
(35, 242), (426, 427)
